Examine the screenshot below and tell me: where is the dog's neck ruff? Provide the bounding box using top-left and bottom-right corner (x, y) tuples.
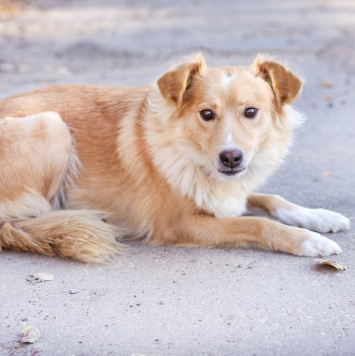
(154, 148), (249, 218)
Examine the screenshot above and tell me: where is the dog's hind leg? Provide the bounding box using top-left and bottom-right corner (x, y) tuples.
(0, 112), (124, 262)
(247, 193), (350, 234)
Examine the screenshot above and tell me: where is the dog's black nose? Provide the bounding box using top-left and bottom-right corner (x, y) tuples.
(219, 149), (243, 168)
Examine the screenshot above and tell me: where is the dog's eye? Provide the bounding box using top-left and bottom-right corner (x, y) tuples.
(200, 110), (215, 121)
(244, 107), (259, 119)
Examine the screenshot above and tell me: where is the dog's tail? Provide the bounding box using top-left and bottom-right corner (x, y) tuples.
(0, 210), (125, 263)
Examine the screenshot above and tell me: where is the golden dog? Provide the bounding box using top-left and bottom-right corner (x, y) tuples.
(0, 54), (350, 262)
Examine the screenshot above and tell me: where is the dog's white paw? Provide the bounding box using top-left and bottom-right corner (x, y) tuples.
(298, 232), (342, 257)
(277, 207), (350, 233)
(299, 208), (350, 233)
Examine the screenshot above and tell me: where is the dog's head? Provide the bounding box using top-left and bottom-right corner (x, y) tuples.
(155, 53), (303, 182)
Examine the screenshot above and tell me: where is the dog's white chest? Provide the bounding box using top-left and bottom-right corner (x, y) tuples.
(172, 167), (248, 219)
(201, 195), (247, 218)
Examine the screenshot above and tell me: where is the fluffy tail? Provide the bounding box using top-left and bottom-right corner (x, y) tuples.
(0, 210), (125, 263)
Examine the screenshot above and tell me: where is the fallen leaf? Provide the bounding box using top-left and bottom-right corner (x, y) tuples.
(26, 273), (54, 284)
(324, 171), (332, 177)
(318, 260), (348, 271)
(321, 80), (333, 88)
(21, 324), (41, 344)
(324, 94), (333, 101)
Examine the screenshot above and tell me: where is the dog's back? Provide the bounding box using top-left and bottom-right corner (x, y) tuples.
(0, 87), (134, 262)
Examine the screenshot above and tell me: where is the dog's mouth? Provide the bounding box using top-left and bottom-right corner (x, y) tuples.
(218, 167), (246, 176)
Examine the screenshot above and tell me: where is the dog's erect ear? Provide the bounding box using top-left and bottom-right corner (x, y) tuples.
(157, 53), (206, 106)
(253, 54), (303, 107)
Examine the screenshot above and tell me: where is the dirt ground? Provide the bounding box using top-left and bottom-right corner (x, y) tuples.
(0, 0), (355, 355)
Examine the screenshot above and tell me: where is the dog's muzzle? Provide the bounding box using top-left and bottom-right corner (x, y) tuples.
(218, 149), (246, 176)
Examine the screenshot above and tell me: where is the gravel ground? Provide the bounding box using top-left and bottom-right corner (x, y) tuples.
(0, 1), (354, 355)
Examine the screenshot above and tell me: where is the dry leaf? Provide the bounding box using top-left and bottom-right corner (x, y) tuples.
(324, 171), (332, 177)
(324, 94), (333, 101)
(318, 260), (348, 271)
(21, 324), (41, 344)
(26, 273), (54, 284)
(321, 80), (333, 88)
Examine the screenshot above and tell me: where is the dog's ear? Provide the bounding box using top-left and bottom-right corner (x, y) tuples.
(157, 53), (206, 106)
(253, 54), (303, 107)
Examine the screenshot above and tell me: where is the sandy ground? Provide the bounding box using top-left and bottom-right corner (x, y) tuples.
(0, 0), (355, 355)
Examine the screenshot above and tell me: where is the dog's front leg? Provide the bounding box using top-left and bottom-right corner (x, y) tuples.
(247, 193), (350, 233)
(163, 215), (341, 257)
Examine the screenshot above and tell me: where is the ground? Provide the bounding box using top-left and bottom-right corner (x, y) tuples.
(0, 0), (354, 355)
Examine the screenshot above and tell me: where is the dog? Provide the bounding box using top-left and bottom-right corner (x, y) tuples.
(0, 53), (350, 262)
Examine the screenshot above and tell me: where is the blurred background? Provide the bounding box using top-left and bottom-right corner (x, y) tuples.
(0, 0), (354, 90)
